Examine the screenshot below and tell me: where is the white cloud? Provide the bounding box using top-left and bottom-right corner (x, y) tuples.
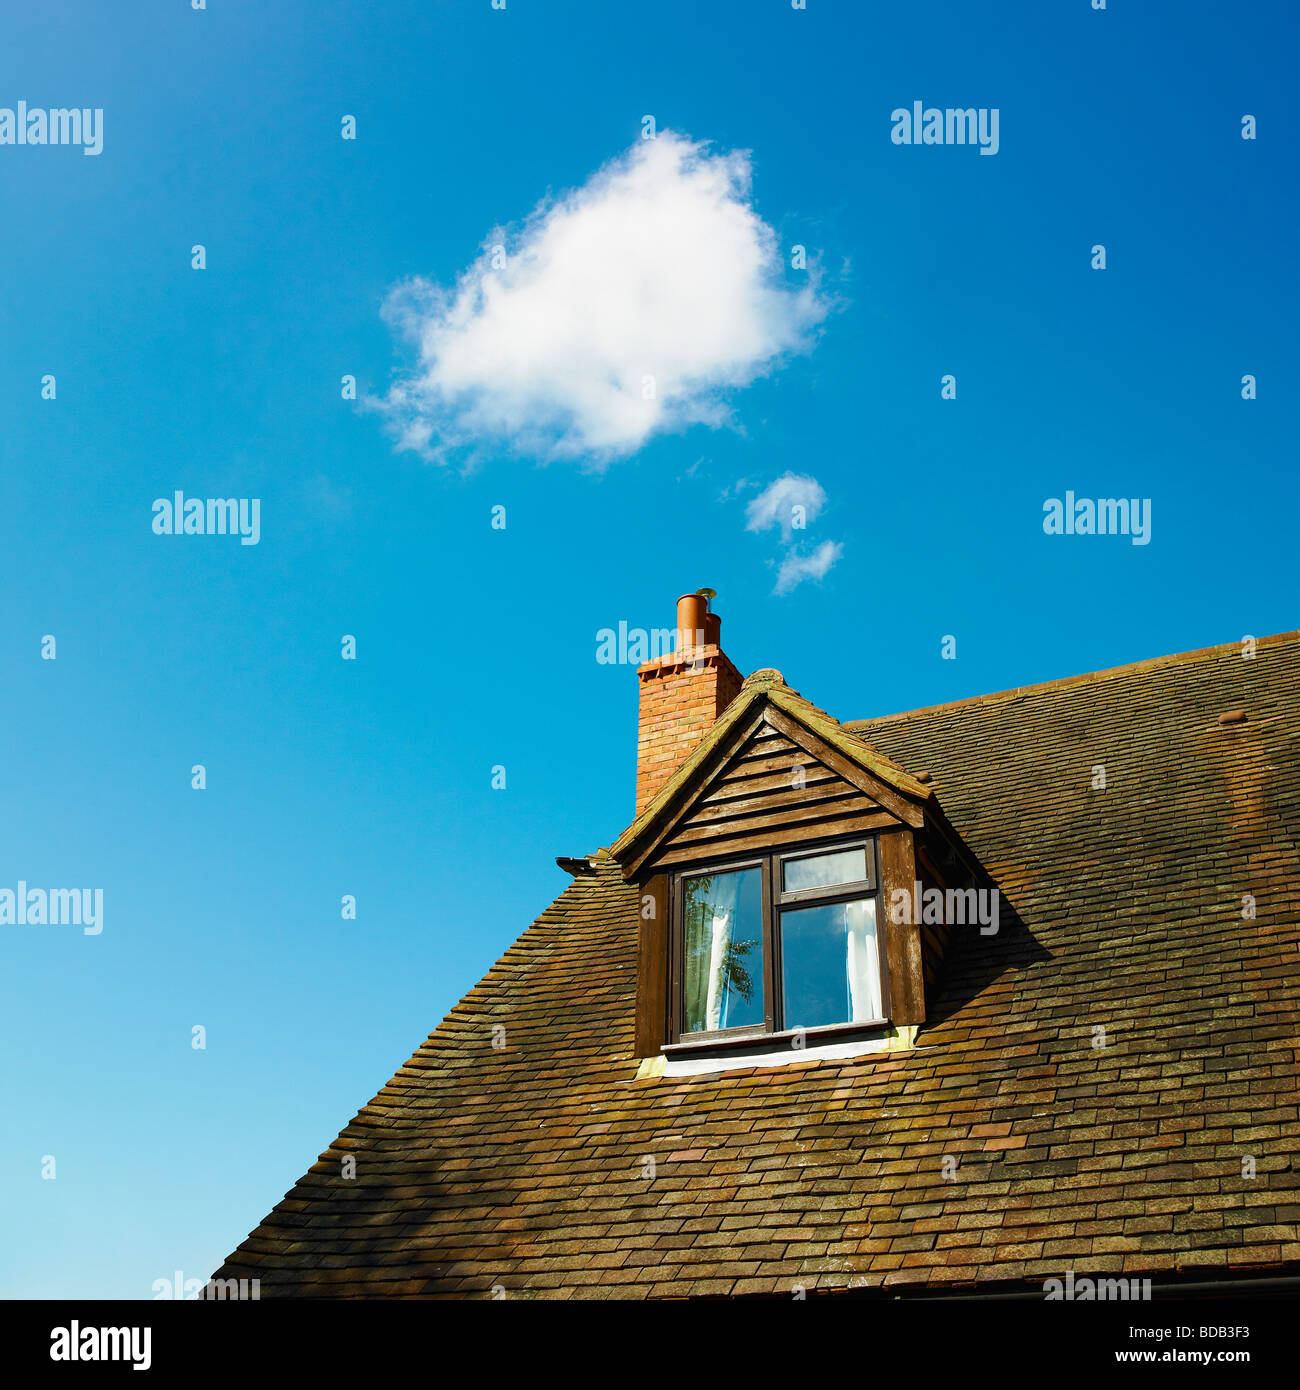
(745, 471), (842, 592)
(377, 132), (826, 464)
(774, 540), (843, 595)
(745, 471), (827, 541)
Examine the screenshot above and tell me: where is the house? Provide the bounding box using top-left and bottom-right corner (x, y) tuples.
(211, 594), (1300, 1298)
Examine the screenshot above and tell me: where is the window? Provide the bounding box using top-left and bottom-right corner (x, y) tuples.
(681, 866), (765, 1034)
(670, 838), (887, 1047)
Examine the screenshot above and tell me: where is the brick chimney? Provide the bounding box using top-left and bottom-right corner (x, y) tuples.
(635, 590), (743, 814)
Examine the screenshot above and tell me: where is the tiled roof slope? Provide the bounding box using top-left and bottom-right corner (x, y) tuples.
(213, 632), (1300, 1298)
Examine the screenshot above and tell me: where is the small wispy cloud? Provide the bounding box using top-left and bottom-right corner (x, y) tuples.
(774, 540), (844, 595)
(743, 471), (843, 594)
(376, 131), (826, 465)
(745, 472), (827, 542)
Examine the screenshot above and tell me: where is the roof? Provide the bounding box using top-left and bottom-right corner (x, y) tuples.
(212, 631), (1300, 1297)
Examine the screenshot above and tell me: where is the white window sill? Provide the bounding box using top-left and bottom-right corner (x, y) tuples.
(636, 1025), (918, 1079)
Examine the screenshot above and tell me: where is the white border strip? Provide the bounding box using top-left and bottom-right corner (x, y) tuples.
(662, 1032), (893, 1078)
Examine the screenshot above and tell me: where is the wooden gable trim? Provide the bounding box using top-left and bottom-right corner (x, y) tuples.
(643, 810), (902, 871)
(620, 703), (772, 879)
(762, 706), (926, 830)
(615, 685), (932, 880)
(632, 715), (910, 872)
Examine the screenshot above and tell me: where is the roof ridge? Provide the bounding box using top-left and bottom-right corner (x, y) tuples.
(848, 628), (1300, 729)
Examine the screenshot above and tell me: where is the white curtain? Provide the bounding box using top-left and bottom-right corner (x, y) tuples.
(844, 899), (881, 1022)
(684, 871), (743, 1032)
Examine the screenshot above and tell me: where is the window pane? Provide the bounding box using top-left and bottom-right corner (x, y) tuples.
(781, 846), (868, 894)
(780, 898), (881, 1029)
(682, 868), (764, 1033)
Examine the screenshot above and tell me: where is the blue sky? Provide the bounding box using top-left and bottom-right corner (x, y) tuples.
(1, 0), (1295, 1298)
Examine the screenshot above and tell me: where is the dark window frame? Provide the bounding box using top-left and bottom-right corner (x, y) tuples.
(666, 834), (890, 1052)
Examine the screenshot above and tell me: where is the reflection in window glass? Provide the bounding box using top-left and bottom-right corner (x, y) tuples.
(781, 846), (868, 894)
(781, 898), (881, 1029)
(682, 868), (764, 1033)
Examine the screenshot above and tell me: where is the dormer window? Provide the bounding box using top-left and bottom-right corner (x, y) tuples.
(613, 592), (984, 1068)
(672, 837), (887, 1046)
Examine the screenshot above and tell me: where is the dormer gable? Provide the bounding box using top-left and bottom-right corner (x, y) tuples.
(615, 669), (932, 877)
